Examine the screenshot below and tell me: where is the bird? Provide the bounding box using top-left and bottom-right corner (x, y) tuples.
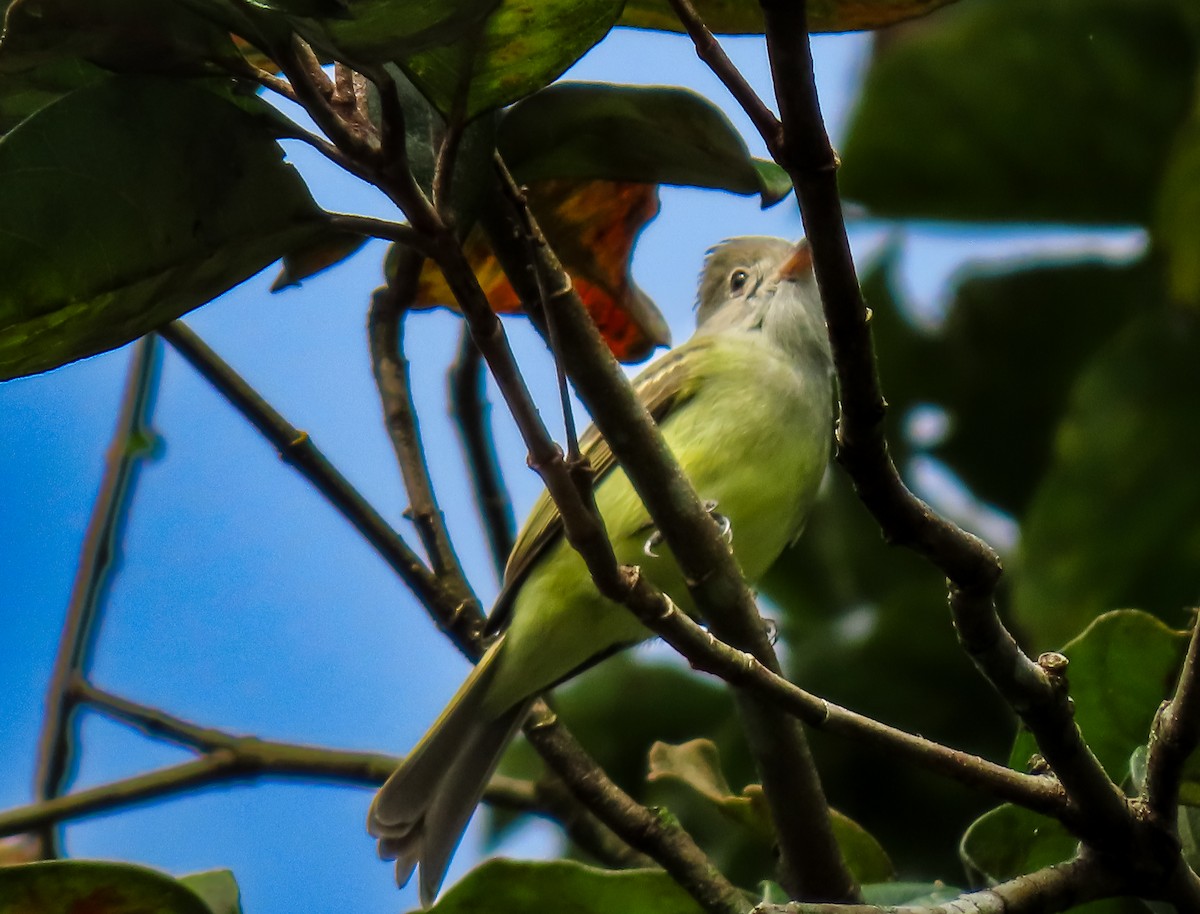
(367, 235), (834, 906)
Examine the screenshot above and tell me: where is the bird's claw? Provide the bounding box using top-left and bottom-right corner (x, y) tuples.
(643, 500), (732, 558)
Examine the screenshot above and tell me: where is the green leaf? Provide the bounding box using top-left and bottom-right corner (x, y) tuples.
(401, 0), (624, 120)
(840, 0), (1200, 224)
(959, 806), (1141, 914)
(498, 83), (790, 206)
(317, 0), (499, 63)
(861, 882), (962, 906)
(425, 859), (706, 914)
(270, 231), (368, 291)
(1007, 610), (1186, 784)
(179, 871), (243, 914)
(921, 260), (1145, 515)
(646, 739), (894, 885)
(0, 76), (328, 380)
(1156, 105), (1200, 307)
(618, 0), (958, 34)
(0, 0), (244, 75)
(0, 860), (214, 914)
(960, 804), (1077, 883)
(1013, 313), (1200, 648)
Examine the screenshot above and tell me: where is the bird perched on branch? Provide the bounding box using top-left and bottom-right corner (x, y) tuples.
(368, 235), (834, 905)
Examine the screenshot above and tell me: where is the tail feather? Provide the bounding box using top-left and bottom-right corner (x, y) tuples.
(367, 637), (530, 906)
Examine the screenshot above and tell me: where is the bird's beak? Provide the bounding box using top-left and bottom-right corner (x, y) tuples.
(772, 241), (813, 282)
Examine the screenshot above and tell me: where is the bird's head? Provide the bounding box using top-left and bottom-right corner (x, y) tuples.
(694, 236), (831, 370)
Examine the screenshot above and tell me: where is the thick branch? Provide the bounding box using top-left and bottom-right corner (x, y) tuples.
(758, 853), (1121, 914)
(33, 336), (161, 857)
(482, 170), (856, 902)
(369, 246), (483, 654)
(741, 0), (1133, 854)
(448, 325), (516, 579)
(1146, 611), (1200, 821)
(158, 322), (465, 629)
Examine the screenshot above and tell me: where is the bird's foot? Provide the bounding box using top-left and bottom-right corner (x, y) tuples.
(643, 499), (732, 558)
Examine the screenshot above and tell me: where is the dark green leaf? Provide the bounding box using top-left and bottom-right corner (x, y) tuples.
(498, 83), (790, 206)
(922, 260), (1146, 515)
(270, 230), (368, 291)
(840, 0), (1199, 223)
(1013, 313), (1200, 648)
(0, 55), (106, 134)
(1156, 110), (1200, 307)
(1007, 610), (1186, 783)
(318, 0), (499, 63)
(960, 804), (1077, 883)
(619, 0), (958, 34)
(178, 871), (243, 914)
(0, 76), (327, 380)
(862, 883), (963, 906)
(959, 806), (1139, 914)
(0, 0), (243, 75)
(0, 860), (213, 914)
(401, 0), (624, 120)
(425, 859), (706, 914)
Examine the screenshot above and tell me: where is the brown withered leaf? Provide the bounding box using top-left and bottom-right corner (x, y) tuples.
(414, 179), (670, 363)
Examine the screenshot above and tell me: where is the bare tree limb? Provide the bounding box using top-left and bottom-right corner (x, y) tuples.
(32, 336), (161, 859)
(368, 246), (484, 654)
(448, 325), (516, 580)
(757, 853), (1121, 914)
(1146, 610), (1200, 821)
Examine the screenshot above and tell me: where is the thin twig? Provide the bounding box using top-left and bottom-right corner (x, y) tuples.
(158, 322), (468, 638)
(432, 115), (466, 223)
(484, 161), (857, 903)
(32, 336), (161, 858)
(1146, 610), (1200, 821)
(368, 246), (483, 652)
(524, 706), (748, 914)
(326, 213), (436, 256)
(448, 326), (516, 579)
(665, 0), (782, 149)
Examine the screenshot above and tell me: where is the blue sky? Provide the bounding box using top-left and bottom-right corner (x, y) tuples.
(0, 22), (1143, 914)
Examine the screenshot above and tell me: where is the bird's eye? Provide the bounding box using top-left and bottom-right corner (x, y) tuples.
(729, 269), (750, 294)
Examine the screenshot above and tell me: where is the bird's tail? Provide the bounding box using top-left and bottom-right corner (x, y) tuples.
(367, 636), (531, 907)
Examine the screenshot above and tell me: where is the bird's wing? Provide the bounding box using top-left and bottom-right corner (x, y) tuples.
(484, 338), (709, 636)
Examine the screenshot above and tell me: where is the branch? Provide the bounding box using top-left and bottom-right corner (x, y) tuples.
(158, 322), (467, 631)
(448, 325), (516, 579)
(619, 581), (1070, 818)
(524, 706), (748, 914)
(756, 853), (1121, 914)
(740, 0), (1134, 854)
(368, 246), (484, 654)
(665, 0), (782, 148)
(482, 164), (857, 902)
(326, 212), (435, 256)
(33, 336), (161, 857)
(1146, 610), (1200, 820)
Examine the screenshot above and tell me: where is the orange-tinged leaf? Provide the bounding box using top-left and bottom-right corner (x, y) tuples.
(414, 179), (669, 362)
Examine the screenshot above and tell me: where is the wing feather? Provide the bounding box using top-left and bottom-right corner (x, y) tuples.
(483, 339), (710, 635)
